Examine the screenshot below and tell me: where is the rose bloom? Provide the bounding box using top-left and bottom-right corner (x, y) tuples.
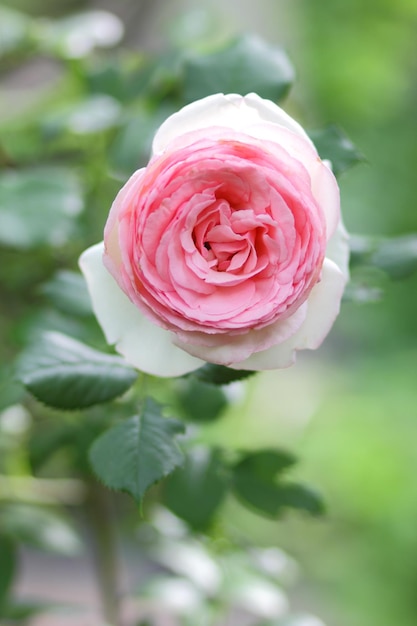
(79, 93), (349, 377)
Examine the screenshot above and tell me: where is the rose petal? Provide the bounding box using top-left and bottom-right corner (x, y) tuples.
(230, 257), (347, 370)
(234, 122), (340, 240)
(152, 93), (313, 156)
(79, 243), (204, 376)
(242, 93), (313, 142)
(173, 303), (308, 366)
(324, 217), (350, 279)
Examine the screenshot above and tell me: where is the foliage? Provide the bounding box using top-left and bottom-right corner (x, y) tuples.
(0, 3), (415, 625)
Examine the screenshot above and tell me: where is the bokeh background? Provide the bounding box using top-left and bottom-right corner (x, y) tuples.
(1, 1), (417, 625)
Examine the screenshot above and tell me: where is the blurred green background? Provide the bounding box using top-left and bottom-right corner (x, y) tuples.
(1, 1), (417, 626)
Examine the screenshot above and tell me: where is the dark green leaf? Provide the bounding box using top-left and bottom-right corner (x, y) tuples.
(17, 331), (138, 410)
(183, 34), (294, 103)
(193, 363), (256, 386)
(309, 126), (365, 177)
(231, 450), (323, 517)
(236, 450), (297, 479)
(0, 167), (84, 249)
(177, 378), (227, 422)
(273, 483), (325, 516)
(163, 447), (228, 530)
(89, 398), (185, 503)
(0, 504), (82, 555)
(0, 535), (16, 610)
(39, 270), (92, 317)
(232, 450), (296, 517)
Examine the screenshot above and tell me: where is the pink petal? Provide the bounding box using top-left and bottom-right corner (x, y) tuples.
(79, 243), (204, 376)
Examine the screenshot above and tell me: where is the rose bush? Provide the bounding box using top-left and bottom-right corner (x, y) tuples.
(79, 93), (349, 377)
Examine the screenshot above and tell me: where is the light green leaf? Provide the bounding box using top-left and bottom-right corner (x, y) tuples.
(343, 267), (385, 304)
(183, 34), (294, 103)
(0, 167), (83, 249)
(369, 234), (417, 279)
(0, 6), (31, 59)
(349, 233), (417, 281)
(0, 366), (24, 412)
(308, 126), (365, 177)
(17, 331), (138, 410)
(89, 398), (185, 503)
(110, 105), (176, 174)
(39, 270), (92, 317)
(41, 95), (122, 136)
(0, 535), (16, 610)
(163, 448), (228, 530)
(0, 504), (82, 556)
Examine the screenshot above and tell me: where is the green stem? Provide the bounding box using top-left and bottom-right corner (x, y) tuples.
(86, 481), (121, 626)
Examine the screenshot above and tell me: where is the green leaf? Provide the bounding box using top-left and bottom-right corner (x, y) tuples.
(272, 483), (325, 516)
(308, 126), (365, 177)
(0, 167), (84, 249)
(163, 447), (228, 530)
(232, 449), (323, 517)
(369, 234), (417, 279)
(0, 366), (24, 412)
(41, 95), (122, 137)
(89, 398), (185, 503)
(17, 331), (138, 410)
(0, 6), (32, 59)
(349, 233), (417, 281)
(0, 504), (82, 555)
(183, 34), (294, 103)
(177, 378), (227, 422)
(343, 267), (385, 303)
(193, 363), (256, 386)
(29, 421), (77, 471)
(236, 450), (296, 480)
(39, 270), (92, 317)
(110, 105), (176, 174)
(0, 535), (16, 610)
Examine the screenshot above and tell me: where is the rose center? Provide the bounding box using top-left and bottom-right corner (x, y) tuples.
(192, 199), (272, 275)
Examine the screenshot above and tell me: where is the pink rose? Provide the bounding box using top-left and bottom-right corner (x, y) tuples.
(79, 93), (349, 377)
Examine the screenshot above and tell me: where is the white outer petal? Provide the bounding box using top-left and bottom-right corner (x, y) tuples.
(79, 243), (204, 377)
(230, 256), (347, 371)
(325, 217), (350, 279)
(152, 93), (313, 155)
